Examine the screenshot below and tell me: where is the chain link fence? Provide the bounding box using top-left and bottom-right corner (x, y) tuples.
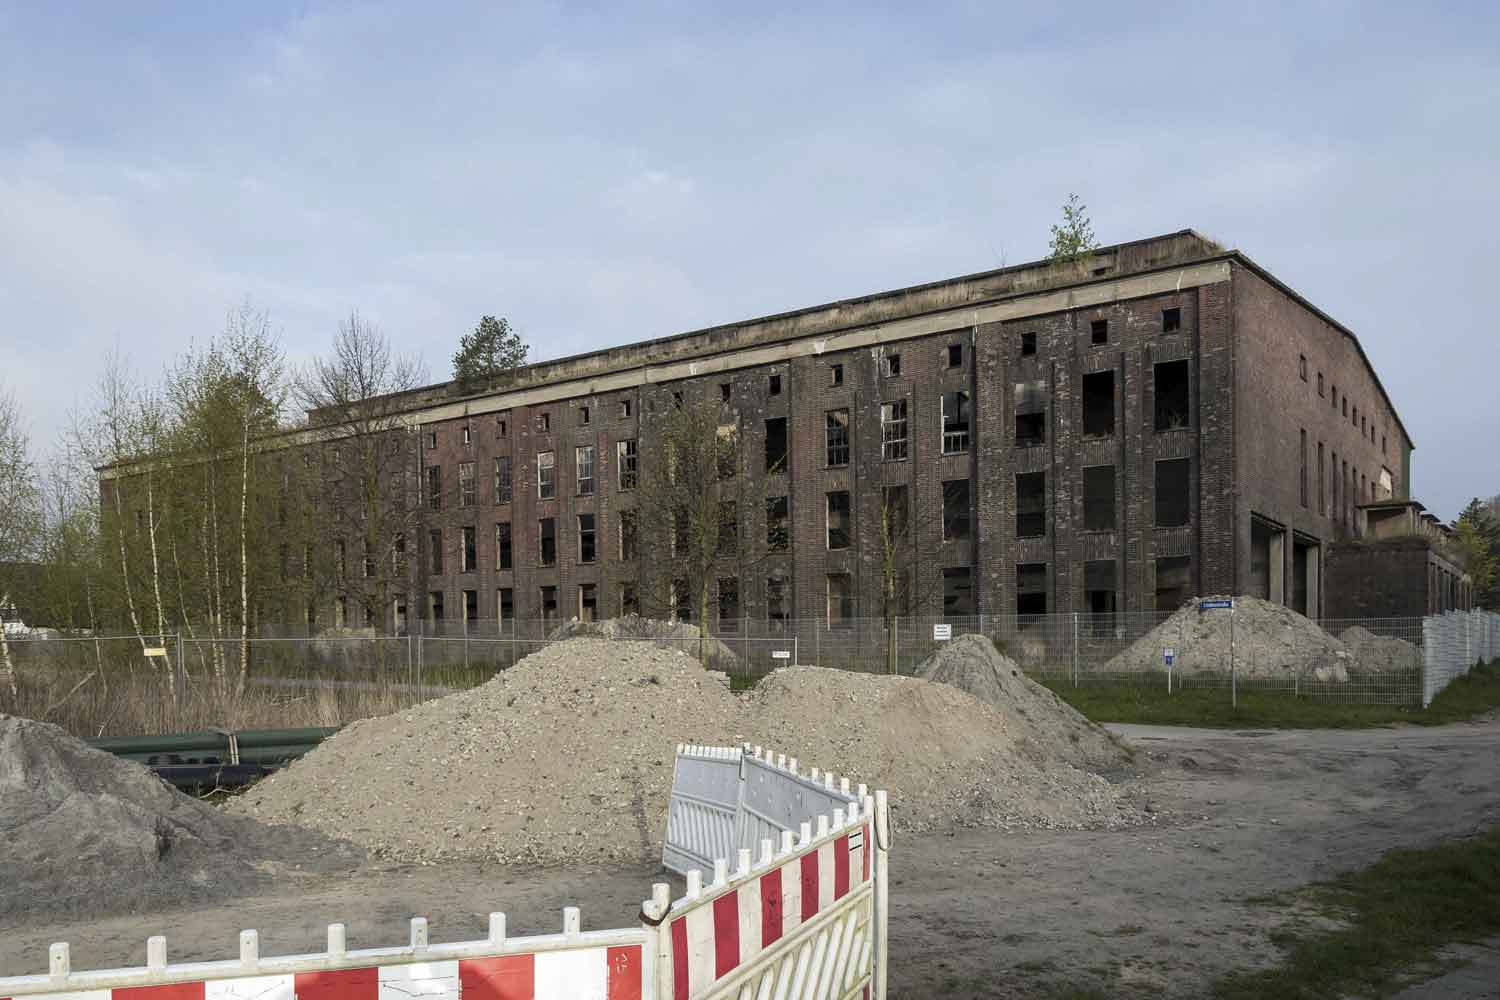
(4, 604), (1495, 736)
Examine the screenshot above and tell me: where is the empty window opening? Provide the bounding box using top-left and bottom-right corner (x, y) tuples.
(672, 579), (692, 622)
(947, 343), (964, 368)
(463, 589), (478, 623)
(1155, 458), (1191, 527)
(462, 425), (472, 446)
(1083, 465), (1116, 531)
(943, 567), (974, 616)
(672, 390), (683, 408)
(942, 390), (971, 453)
(881, 401), (908, 460)
(1342, 396), (1348, 418)
(765, 417), (789, 473)
(540, 585), (558, 625)
(1090, 319), (1109, 345)
(496, 522), (512, 570)
(537, 451), (555, 499)
(539, 517), (556, 566)
(578, 513), (596, 563)
(426, 465), (442, 509)
(427, 431), (438, 450)
(942, 479), (971, 541)
(883, 352), (901, 377)
(719, 382), (731, 403)
(827, 574), (854, 629)
(718, 500), (737, 555)
(429, 590), (445, 621)
(1162, 307), (1181, 333)
(617, 439), (638, 490)
(1082, 370), (1116, 437)
(767, 576), (789, 623)
(1154, 556), (1191, 613)
(826, 409), (850, 467)
(882, 484), (910, 543)
(494, 456), (512, 504)
(620, 399), (632, 418)
(1299, 355), (1307, 381)
(1015, 409), (1046, 447)
(497, 417), (508, 438)
(619, 508), (638, 560)
(827, 491), (851, 550)
(538, 412), (550, 432)
(576, 446), (594, 495)
(579, 405), (590, 425)
(767, 496), (790, 551)
(498, 589), (513, 626)
(768, 373), (782, 396)
(579, 583), (597, 622)
(461, 526), (476, 573)
(619, 583), (638, 617)
(718, 578), (740, 629)
(1085, 560), (1117, 636)
(1016, 563), (1048, 616)
(458, 461), (476, 506)
(1020, 332), (1037, 357)
(428, 528), (443, 574)
(716, 425), (738, 480)
(1317, 373), (1325, 396)
(1154, 359), (1190, 431)
(829, 363), (844, 387)
(1016, 472), (1046, 538)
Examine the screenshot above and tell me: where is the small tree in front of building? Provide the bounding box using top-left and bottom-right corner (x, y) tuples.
(453, 315), (528, 391)
(1048, 192), (1099, 262)
(1454, 498), (1500, 609)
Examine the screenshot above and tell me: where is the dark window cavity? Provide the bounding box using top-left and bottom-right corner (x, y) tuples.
(1090, 319), (1108, 345)
(1083, 465), (1116, 531)
(1162, 307), (1181, 333)
(825, 409), (850, 467)
(1155, 458), (1191, 527)
(826, 491), (851, 550)
(765, 417), (789, 474)
(1082, 370), (1116, 437)
(942, 479), (971, 541)
(1016, 472), (1046, 538)
(1154, 359), (1190, 431)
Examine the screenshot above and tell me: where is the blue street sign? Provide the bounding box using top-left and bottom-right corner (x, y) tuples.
(1199, 599), (1234, 610)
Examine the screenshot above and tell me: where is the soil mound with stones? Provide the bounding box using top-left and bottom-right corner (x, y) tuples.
(547, 615), (740, 669)
(1107, 596), (1349, 682)
(237, 638), (1141, 866)
(1338, 626), (1422, 674)
(916, 634), (1127, 771)
(0, 715), (359, 920)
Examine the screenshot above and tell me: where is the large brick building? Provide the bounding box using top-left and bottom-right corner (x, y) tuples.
(293, 229), (1415, 632)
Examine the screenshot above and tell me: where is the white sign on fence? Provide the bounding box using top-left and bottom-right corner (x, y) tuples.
(143, 647), (167, 658)
(1163, 647), (1175, 666)
(771, 650), (791, 660)
(933, 623), (952, 641)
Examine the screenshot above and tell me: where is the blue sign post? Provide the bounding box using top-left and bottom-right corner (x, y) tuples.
(1198, 599), (1234, 611)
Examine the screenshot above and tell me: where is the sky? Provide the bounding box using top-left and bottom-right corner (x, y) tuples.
(1, 2), (1497, 520)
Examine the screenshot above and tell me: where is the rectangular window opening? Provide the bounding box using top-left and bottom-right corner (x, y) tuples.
(829, 363), (844, 387)
(1016, 472), (1046, 538)
(768, 373), (782, 396)
(719, 382), (731, 403)
(1015, 409), (1046, 447)
(496, 522), (512, 570)
(426, 465), (442, 509)
(825, 409), (850, 467)
(494, 456), (512, 504)
(1090, 319), (1108, 345)
(1154, 556), (1191, 613)
(767, 496), (790, 551)
(1016, 563), (1047, 616)
(826, 574), (854, 629)
(619, 508), (637, 560)
(880, 401), (908, 461)
(1020, 332), (1037, 357)
(826, 491), (851, 550)
(718, 578), (740, 630)
(1082, 370), (1116, 437)
(1085, 560), (1117, 637)
(942, 390), (971, 454)
(1299, 429), (1309, 508)
(766, 576), (789, 623)
(578, 405), (590, 425)
(942, 567), (974, 616)
(1162, 307), (1181, 333)
(579, 583), (597, 622)
(461, 526), (476, 573)
(459, 461), (475, 507)
(576, 445), (595, 496)
(883, 352), (901, 377)
(942, 479), (971, 541)
(617, 439), (638, 491)
(1154, 359), (1190, 431)
(428, 528), (443, 574)
(947, 343), (963, 368)
(1083, 465), (1116, 531)
(1155, 458), (1191, 527)
(764, 417), (788, 474)
(539, 517), (556, 566)
(540, 585), (558, 625)
(537, 451), (555, 500)
(578, 513), (596, 564)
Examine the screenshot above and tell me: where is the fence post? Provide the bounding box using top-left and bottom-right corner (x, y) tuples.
(793, 634), (799, 667)
(893, 616), (899, 675)
(1230, 607), (1237, 710)
(1070, 612), (1079, 688)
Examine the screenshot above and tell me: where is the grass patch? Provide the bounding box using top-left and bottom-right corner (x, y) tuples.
(1044, 660), (1500, 729)
(1213, 826), (1500, 999)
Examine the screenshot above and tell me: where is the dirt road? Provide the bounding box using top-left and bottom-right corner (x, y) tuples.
(3, 721), (1497, 998)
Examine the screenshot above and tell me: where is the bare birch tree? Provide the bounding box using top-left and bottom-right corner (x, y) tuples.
(0, 384), (40, 703)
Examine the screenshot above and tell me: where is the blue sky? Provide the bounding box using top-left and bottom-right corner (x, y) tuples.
(1, 2), (1496, 519)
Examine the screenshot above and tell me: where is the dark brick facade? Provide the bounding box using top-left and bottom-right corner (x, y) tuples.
(1324, 537), (1472, 619)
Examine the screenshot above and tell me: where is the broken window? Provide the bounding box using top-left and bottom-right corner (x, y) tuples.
(718, 500), (738, 555)
(497, 416), (508, 438)
(1016, 563), (1047, 616)
(429, 590), (445, 621)
(882, 484), (910, 542)
(672, 579), (692, 622)
(617, 439), (638, 490)
(428, 529), (443, 574)
(1020, 332), (1037, 357)
(718, 578), (740, 629)
(1155, 458), (1191, 527)
(620, 399), (632, 418)
(942, 479), (971, 541)
(1083, 465), (1116, 531)
(768, 373), (782, 396)
(537, 451), (555, 499)
(497, 588), (513, 626)
(716, 425), (738, 480)
(1082, 370), (1115, 437)
(1085, 560), (1117, 636)
(539, 517), (556, 566)
(942, 390), (971, 454)
(883, 352), (901, 377)
(619, 583), (638, 617)
(1162, 307), (1181, 333)
(462, 589), (477, 623)
(829, 363), (844, 387)
(540, 585), (558, 624)
(1016, 472), (1046, 537)
(827, 574), (854, 629)
(881, 401), (908, 460)
(578, 513), (596, 563)
(496, 521), (512, 570)
(494, 456), (512, 504)
(826, 491), (851, 550)
(538, 412), (550, 432)
(619, 508), (638, 560)
(1154, 359), (1190, 431)
(767, 575), (789, 623)
(766, 496), (790, 551)
(764, 417), (788, 473)
(336, 539), (347, 581)
(579, 405), (591, 426)
(826, 409), (850, 467)
(576, 446), (595, 496)
(1091, 319), (1108, 345)
(942, 566), (974, 616)
(720, 382), (731, 403)
(1154, 556), (1191, 612)
(461, 526), (476, 573)
(579, 583), (597, 622)
(427, 430), (438, 450)
(426, 465), (442, 509)
(947, 343), (964, 368)
(459, 461), (476, 507)
(1015, 409), (1046, 446)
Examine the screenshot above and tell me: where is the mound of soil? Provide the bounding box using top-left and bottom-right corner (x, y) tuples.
(1106, 596), (1349, 682)
(236, 638), (1142, 866)
(917, 634), (1127, 771)
(547, 615), (740, 668)
(0, 715), (359, 920)
(1338, 626), (1422, 674)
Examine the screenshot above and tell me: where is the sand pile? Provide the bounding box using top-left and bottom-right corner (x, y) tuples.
(547, 615), (740, 668)
(917, 634), (1127, 771)
(1339, 626), (1422, 674)
(1106, 596), (1349, 682)
(236, 638), (1142, 866)
(0, 715), (358, 919)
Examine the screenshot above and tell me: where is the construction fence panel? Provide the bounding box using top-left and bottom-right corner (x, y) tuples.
(1422, 609), (1500, 707)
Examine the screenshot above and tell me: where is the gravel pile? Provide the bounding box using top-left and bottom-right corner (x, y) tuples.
(1338, 626), (1422, 674)
(237, 638), (1141, 866)
(547, 615), (740, 668)
(1106, 596), (1349, 682)
(0, 715), (358, 920)
(917, 634), (1127, 771)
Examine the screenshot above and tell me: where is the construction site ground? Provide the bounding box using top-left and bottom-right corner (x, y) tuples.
(4, 720), (1497, 999)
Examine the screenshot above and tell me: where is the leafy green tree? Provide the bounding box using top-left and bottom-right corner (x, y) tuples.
(1454, 498), (1500, 609)
(1048, 193), (1099, 262)
(453, 315), (528, 390)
